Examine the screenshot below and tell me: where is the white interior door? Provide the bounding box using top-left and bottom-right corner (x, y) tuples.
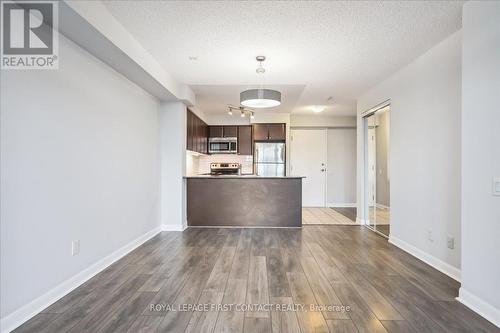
(327, 128), (357, 205)
(290, 129), (327, 207)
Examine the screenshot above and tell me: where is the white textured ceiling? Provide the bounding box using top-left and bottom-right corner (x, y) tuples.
(103, 0), (463, 116)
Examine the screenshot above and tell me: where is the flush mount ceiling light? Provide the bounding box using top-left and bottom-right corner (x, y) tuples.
(312, 105), (325, 113)
(240, 56), (282, 109)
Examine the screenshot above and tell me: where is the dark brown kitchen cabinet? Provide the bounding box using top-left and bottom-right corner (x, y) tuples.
(237, 125), (252, 155)
(252, 123), (286, 141)
(268, 123), (286, 140)
(252, 124), (269, 141)
(223, 126), (238, 138)
(209, 126), (223, 138)
(209, 125), (237, 138)
(194, 117), (201, 152)
(186, 109), (208, 154)
(201, 126), (208, 154)
(187, 111), (194, 151)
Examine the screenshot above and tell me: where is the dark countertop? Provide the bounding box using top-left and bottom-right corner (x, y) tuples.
(184, 175), (305, 179)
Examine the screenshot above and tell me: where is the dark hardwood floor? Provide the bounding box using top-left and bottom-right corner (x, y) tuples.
(13, 226), (498, 333)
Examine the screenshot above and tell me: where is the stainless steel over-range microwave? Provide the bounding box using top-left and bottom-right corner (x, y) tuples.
(208, 137), (237, 154)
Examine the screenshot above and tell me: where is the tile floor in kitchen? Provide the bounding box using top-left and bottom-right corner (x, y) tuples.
(302, 207), (357, 225)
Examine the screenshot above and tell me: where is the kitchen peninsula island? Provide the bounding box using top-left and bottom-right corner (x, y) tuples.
(185, 176), (303, 227)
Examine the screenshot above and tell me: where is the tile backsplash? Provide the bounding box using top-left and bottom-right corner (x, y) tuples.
(186, 153), (253, 175)
(185, 153), (200, 176)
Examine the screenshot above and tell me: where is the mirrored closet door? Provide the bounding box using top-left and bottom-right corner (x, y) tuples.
(364, 105), (391, 237)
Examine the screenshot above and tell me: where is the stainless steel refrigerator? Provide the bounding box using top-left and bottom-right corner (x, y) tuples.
(254, 142), (285, 176)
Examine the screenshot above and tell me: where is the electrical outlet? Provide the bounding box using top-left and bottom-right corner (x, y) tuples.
(72, 240), (80, 256)
(427, 230), (434, 242)
(447, 236), (455, 249)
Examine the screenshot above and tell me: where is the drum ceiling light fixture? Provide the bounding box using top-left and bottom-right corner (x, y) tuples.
(240, 56), (281, 108)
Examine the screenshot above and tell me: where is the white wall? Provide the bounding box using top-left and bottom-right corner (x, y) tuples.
(327, 129), (357, 206)
(0, 33), (160, 327)
(159, 102), (187, 231)
(205, 113), (251, 126)
(459, 1), (500, 326)
(291, 115), (356, 128)
(357, 30), (462, 276)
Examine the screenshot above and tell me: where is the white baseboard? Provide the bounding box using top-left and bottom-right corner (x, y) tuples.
(327, 203), (357, 208)
(457, 288), (500, 328)
(162, 224), (187, 231)
(388, 235), (461, 282)
(0, 226), (162, 333)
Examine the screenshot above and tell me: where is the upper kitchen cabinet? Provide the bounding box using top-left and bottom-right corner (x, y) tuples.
(209, 125), (238, 138)
(223, 126), (238, 138)
(186, 109), (208, 154)
(237, 125), (252, 155)
(187, 110), (194, 150)
(209, 126), (223, 138)
(252, 124), (269, 141)
(252, 123), (286, 141)
(200, 120), (208, 153)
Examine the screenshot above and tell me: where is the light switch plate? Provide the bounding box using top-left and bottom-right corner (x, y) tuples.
(493, 178), (500, 196)
(447, 236), (455, 249)
(72, 240), (80, 256)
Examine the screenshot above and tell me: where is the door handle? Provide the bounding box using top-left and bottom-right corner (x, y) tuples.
(321, 169), (326, 172)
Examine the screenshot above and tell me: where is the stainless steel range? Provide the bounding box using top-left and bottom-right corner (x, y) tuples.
(210, 163), (241, 176)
